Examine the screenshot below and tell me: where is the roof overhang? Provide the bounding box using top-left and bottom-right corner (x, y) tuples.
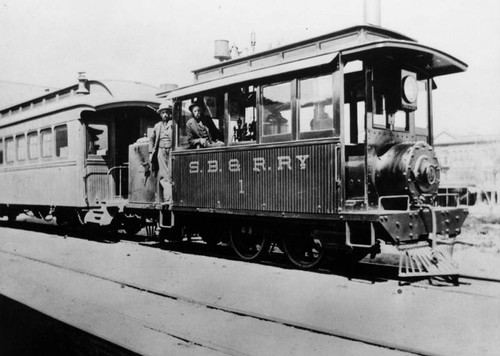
(168, 52), (339, 100)
(342, 40), (467, 77)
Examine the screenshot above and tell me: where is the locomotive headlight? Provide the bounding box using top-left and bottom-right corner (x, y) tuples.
(402, 75), (418, 104)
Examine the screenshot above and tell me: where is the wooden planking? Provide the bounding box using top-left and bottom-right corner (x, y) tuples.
(173, 142), (336, 214)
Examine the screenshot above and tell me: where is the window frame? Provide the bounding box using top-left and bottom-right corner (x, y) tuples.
(86, 122), (110, 159)
(5, 136), (15, 163)
(40, 127), (53, 159)
(297, 73), (338, 140)
(260, 80), (294, 144)
(54, 124), (68, 158)
(0, 138), (3, 165)
(227, 84), (257, 146)
(15, 134), (26, 162)
(27, 131), (39, 160)
(176, 94), (226, 150)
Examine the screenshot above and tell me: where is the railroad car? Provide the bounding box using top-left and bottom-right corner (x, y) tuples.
(0, 75), (160, 228)
(1, 25), (470, 277)
(154, 25), (469, 276)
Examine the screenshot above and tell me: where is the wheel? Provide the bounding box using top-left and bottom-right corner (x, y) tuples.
(282, 232), (325, 269)
(124, 216), (143, 235)
(230, 225), (270, 261)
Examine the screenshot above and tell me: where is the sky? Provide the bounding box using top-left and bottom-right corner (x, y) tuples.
(0, 0), (499, 136)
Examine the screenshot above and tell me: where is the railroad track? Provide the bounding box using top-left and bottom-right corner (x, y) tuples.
(0, 246), (442, 356)
(4, 218), (499, 286)
(2, 226), (500, 356)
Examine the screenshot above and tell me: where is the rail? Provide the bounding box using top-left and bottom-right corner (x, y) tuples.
(107, 165), (128, 200)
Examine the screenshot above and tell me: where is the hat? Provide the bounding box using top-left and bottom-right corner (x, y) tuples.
(157, 100), (173, 113)
(188, 101), (205, 113)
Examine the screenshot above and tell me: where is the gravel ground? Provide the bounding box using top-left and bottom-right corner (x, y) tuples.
(453, 204), (500, 278)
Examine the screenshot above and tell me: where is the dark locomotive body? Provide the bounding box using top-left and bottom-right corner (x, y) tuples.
(148, 25), (468, 272)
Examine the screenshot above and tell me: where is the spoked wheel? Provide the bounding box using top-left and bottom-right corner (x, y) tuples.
(282, 232), (325, 269)
(230, 225), (270, 261)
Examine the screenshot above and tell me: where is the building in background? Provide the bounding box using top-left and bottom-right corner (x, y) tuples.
(434, 131), (500, 205)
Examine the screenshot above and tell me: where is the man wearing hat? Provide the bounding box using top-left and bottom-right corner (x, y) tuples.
(150, 100), (173, 205)
(186, 101), (224, 148)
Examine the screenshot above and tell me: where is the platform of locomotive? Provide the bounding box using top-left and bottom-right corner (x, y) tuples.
(2, 214), (500, 356)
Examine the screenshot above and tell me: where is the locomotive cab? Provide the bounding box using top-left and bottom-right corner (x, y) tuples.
(343, 60), (438, 210)
(339, 44), (469, 275)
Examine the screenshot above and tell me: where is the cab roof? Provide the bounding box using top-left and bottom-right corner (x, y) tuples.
(167, 25), (467, 100)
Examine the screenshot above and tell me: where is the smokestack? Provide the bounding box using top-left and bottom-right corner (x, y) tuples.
(364, 0), (381, 26)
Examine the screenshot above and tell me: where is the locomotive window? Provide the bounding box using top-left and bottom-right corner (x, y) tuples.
(16, 134), (26, 161)
(261, 82), (292, 139)
(229, 85), (256, 144)
(87, 124), (108, 156)
(298, 74), (337, 138)
(55, 125), (68, 158)
(178, 95), (225, 149)
(393, 111), (409, 131)
(5, 137), (14, 163)
(202, 95), (225, 143)
(28, 132), (39, 160)
(0, 139), (3, 165)
(177, 100), (191, 149)
(415, 80), (429, 129)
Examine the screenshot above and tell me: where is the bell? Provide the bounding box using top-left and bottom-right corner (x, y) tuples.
(76, 72), (89, 95)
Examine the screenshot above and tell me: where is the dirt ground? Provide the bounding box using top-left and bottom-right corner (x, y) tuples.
(453, 204), (500, 278)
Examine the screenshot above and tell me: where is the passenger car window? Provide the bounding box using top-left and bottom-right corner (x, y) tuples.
(16, 135), (26, 161)
(0, 139), (3, 165)
(5, 137), (14, 162)
(28, 132), (39, 160)
(41, 129), (52, 158)
(55, 125), (68, 158)
(262, 82), (291, 137)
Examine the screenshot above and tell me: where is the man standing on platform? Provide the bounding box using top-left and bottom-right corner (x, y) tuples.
(150, 101), (173, 206)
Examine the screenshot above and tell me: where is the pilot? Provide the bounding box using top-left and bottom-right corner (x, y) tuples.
(150, 101), (173, 206)
(186, 101), (224, 148)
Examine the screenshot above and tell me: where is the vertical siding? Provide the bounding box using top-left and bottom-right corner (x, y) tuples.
(173, 142), (336, 214)
(85, 165), (110, 204)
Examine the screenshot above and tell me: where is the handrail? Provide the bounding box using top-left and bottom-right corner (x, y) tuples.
(107, 165), (128, 200)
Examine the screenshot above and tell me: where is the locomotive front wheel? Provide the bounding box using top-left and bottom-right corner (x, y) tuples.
(230, 225), (270, 261)
(282, 233), (325, 269)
